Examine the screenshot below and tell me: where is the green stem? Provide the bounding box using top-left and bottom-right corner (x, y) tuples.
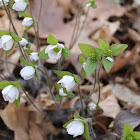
(21, 87), (46, 117)
(97, 63), (102, 105)
(58, 57), (62, 71)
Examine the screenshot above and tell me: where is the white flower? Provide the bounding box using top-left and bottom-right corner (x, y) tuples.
(0, 35), (14, 51)
(59, 88), (67, 97)
(57, 75), (75, 91)
(22, 17), (33, 27)
(106, 57), (113, 62)
(30, 52), (39, 61)
(66, 119), (84, 137)
(2, 85), (19, 103)
(86, 2), (91, 7)
(19, 38), (28, 46)
(133, 0), (140, 7)
(20, 66), (35, 80)
(82, 62), (86, 70)
(45, 43), (65, 59)
(0, 0), (9, 6)
(13, 0), (27, 11)
(88, 102), (96, 111)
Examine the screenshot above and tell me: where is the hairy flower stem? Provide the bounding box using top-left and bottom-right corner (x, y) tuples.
(22, 87), (46, 117)
(97, 63), (102, 105)
(2, 0), (26, 60)
(85, 69), (97, 101)
(78, 84), (84, 115)
(38, 66), (58, 107)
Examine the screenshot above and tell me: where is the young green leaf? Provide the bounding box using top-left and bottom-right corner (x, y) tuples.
(0, 30), (10, 38)
(47, 33), (58, 45)
(95, 48), (104, 60)
(73, 74), (81, 85)
(11, 81), (21, 88)
(121, 137), (127, 140)
(78, 43), (95, 57)
(67, 92), (75, 98)
(35, 68), (39, 80)
(79, 55), (86, 64)
(123, 123), (133, 137)
(62, 46), (72, 57)
(19, 11), (25, 18)
(54, 70), (72, 77)
(20, 57), (34, 67)
(7, 0), (13, 9)
(56, 93), (62, 101)
(85, 59), (97, 76)
(83, 123), (90, 140)
(110, 44), (128, 56)
(56, 84), (62, 92)
(38, 47), (49, 59)
(102, 56), (114, 72)
(23, 12), (32, 18)
(24, 49), (34, 55)
(131, 132), (140, 139)
(25, 26), (32, 31)
(14, 95), (20, 107)
(63, 120), (74, 128)
(74, 112), (80, 119)
(0, 81), (21, 89)
(10, 32), (22, 42)
(98, 39), (109, 51)
(81, 68), (87, 79)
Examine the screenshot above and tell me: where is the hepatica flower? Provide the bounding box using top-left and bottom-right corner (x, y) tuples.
(13, 0), (28, 11)
(66, 119), (84, 137)
(20, 66), (35, 80)
(19, 38), (28, 46)
(2, 85), (19, 103)
(0, 0), (9, 6)
(22, 17), (34, 27)
(30, 52), (39, 61)
(57, 75), (75, 91)
(0, 35), (14, 51)
(45, 43), (64, 59)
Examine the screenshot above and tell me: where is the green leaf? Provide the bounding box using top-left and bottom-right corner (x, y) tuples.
(123, 123), (133, 137)
(83, 123), (90, 140)
(121, 137), (127, 140)
(67, 91), (75, 98)
(0, 81), (21, 89)
(18, 11), (25, 18)
(25, 49), (34, 55)
(38, 47), (49, 59)
(95, 48), (104, 60)
(102, 56), (114, 72)
(23, 12), (32, 18)
(56, 93), (62, 101)
(98, 39), (109, 51)
(56, 84), (62, 92)
(24, 0), (28, 3)
(47, 33), (58, 45)
(78, 43), (95, 57)
(85, 59), (97, 76)
(74, 112), (80, 119)
(63, 120), (74, 128)
(79, 55), (86, 64)
(0, 30), (10, 38)
(26, 43), (31, 49)
(81, 68), (87, 79)
(20, 57), (34, 67)
(7, 0), (13, 9)
(23, 31), (28, 40)
(131, 132), (140, 139)
(10, 32), (22, 42)
(110, 44), (128, 56)
(25, 26), (32, 31)
(54, 70), (72, 77)
(73, 74), (81, 84)
(62, 46), (72, 57)
(4, 46), (13, 54)
(14, 95), (20, 107)
(35, 68), (39, 80)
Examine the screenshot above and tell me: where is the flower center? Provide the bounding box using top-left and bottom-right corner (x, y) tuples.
(105, 49), (112, 56)
(53, 47), (60, 53)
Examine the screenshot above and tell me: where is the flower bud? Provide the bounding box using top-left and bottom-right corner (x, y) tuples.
(2, 85), (19, 103)
(0, 35), (14, 51)
(13, 0), (27, 11)
(20, 66), (35, 80)
(57, 75), (75, 91)
(66, 119), (84, 137)
(88, 102), (97, 111)
(0, 0), (9, 6)
(59, 88), (67, 97)
(30, 52), (39, 61)
(19, 38), (28, 46)
(45, 43), (64, 59)
(22, 17), (33, 27)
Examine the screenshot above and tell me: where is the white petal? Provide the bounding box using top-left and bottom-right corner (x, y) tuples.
(30, 52), (39, 61)
(2, 85), (13, 95)
(82, 62), (86, 70)
(0, 39), (2, 48)
(19, 38), (28, 46)
(13, 0), (27, 11)
(57, 43), (65, 49)
(1, 35), (12, 46)
(86, 3), (91, 7)
(22, 17), (33, 27)
(3, 38), (14, 51)
(59, 88), (67, 96)
(106, 57), (114, 62)
(8, 86), (18, 99)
